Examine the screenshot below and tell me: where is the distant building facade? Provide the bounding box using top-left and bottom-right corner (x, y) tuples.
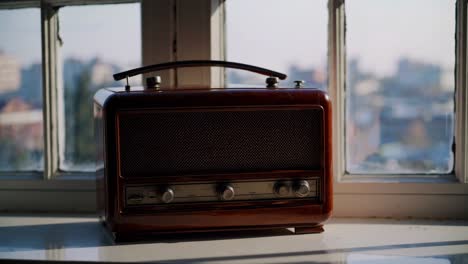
(0, 52), (20, 94)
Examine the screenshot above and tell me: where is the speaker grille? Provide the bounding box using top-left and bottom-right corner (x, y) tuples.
(118, 108), (323, 177)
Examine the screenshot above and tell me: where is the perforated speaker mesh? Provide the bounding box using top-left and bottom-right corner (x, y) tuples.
(118, 108), (322, 177)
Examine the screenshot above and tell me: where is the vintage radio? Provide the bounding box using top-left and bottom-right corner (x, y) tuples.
(94, 61), (332, 240)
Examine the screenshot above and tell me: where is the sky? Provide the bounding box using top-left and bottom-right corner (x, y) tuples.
(345, 0), (455, 76)
(0, 0), (456, 77)
(227, 0), (455, 76)
(0, 4), (141, 67)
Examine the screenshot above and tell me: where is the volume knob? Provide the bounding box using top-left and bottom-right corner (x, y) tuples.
(274, 182), (290, 197)
(293, 180), (311, 197)
(218, 185), (235, 201)
(160, 187), (175, 203)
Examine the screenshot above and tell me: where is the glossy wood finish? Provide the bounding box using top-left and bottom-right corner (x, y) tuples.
(94, 87), (332, 239)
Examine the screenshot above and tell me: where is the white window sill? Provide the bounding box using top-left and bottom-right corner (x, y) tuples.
(0, 216), (467, 263)
(1, 177), (468, 218)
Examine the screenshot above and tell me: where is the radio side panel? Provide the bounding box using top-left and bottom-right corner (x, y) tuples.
(320, 91), (333, 217)
(94, 103), (105, 221)
(94, 88), (119, 230)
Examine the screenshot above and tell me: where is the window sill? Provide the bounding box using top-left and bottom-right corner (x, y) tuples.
(1, 174), (468, 218)
(0, 178), (96, 213)
(0, 215), (466, 263)
(340, 174), (459, 184)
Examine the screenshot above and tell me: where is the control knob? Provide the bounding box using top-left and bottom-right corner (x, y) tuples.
(218, 184), (235, 201)
(294, 80), (305, 88)
(160, 187), (175, 203)
(293, 180), (311, 197)
(274, 182), (290, 197)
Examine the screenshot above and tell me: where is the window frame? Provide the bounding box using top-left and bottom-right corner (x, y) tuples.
(331, 0), (465, 183)
(0, 0), (142, 212)
(0, 0), (141, 180)
(329, 0), (468, 183)
(0, 0), (467, 218)
(0, 0), (224, 212)
(329, 0), (468, 218)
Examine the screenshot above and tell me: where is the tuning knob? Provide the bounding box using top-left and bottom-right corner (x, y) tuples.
(218, 184), (235, 201)
(274, 182), (290, 197)
(294, 80), (305, 88)
(146, 76), (161, 90)
(266, 76), (279, 89)
(293, 180), (311, 197)
(160, 187), (175, 203)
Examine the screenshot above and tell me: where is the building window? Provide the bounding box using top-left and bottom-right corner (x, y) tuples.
(225, 0), (328, 89)
(345, 0), (455, 174)
(0, 8), (43, 172)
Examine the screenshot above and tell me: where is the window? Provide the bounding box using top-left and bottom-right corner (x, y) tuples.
(0, 8), (43, 172)
(0, 1), (141, 176)
(0, 0), (467, 217)
(226, 0), (328, 89)
(345, 0), (456, 174)
(324, 0), (466, 218)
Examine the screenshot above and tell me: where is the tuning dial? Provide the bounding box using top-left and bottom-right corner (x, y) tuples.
(274, 182), (290, 197)
(266, 76), (279, 89)
(218, 184), (235, 201)
(294, 80), (305, 88)
(293, 180), (311, 197)
(146, 76), (161, 90)
(160, 187), (175, 203)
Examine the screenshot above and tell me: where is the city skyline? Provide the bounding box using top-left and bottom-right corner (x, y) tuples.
(0, 54), (455, 172)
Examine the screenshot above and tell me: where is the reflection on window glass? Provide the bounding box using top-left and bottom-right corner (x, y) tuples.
(59, 3), (141, 171)
(0, 8), (43, 171)
(226, 0), (328, 89)
(346, 0), (455, 174)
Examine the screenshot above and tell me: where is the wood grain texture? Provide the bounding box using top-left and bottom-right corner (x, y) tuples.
(94, 88), (332, 239)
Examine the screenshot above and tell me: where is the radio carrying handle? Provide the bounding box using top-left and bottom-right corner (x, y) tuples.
(113, 60), (287, 82)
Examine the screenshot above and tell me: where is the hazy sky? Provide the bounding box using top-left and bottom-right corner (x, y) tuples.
(227, 0), (455, 76)
(0, 0), (456, 77)
(0, 4), (141, 67)
(0, 8), (41, 65)
(346, 0), (455, 76)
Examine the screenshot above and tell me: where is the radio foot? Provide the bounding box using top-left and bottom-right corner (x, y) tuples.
(294, 225), (324, 234)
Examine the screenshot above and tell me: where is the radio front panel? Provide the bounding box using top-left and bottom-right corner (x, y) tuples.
(125, 178), (320, 206)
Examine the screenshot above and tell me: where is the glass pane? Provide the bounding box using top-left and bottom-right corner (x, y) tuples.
(226, 0), (328, 89)
(59, 3), (141, 171)
(346, 0), (455, 174)
(0, 8), (43, 171)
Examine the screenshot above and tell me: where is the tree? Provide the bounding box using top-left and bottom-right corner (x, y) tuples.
(64, 69), (95, 165)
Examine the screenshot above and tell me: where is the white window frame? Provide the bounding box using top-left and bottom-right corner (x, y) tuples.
(329, 0), (468, 218)
(0, 0), (141, 212)
(0, 0), (467, 219)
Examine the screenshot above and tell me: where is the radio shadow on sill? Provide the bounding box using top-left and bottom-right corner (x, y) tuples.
(0, 221), (295, 251)
(152, 241), (468, 264)
(115, 228), (295, 244)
